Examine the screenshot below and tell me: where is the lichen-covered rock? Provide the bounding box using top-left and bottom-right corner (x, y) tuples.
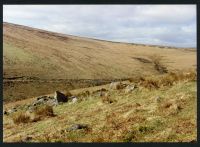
(46, 99), (58, 106)
(32, 99), (44, 106)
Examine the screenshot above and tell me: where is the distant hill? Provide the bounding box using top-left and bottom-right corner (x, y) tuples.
(3, 22), (196, 80)
(3, 22), (196, 102)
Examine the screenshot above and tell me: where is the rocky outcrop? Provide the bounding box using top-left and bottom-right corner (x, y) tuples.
(54, 91), (68, 103)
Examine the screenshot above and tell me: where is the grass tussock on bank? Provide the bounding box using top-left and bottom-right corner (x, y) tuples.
(34, 105), (55, 117)
(138, 69), (196, 89)
(11, 105), (55, 125)
(11, 111), (31, 124)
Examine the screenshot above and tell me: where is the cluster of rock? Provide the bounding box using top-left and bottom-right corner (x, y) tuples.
(34, 91), (78, 106)
(4, 82), (136, 115)
(4, 91), (78, 115)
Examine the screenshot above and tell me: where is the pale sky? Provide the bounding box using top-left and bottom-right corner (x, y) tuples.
(3, 5), (196, 48)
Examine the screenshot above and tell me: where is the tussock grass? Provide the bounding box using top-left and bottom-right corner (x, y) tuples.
(11, 105), (55, 125)
(139, 69), (196, 90)
(12, 111), (31, 124)
(139, 78), (160, 89)
(34, 105), (55, 117)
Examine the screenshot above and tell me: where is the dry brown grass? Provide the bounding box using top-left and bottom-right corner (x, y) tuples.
(76, 90), (90, 98)
(34, 105), (55, 117)
(11, 105), (55, 125)
(139, 69), (196, 90)
(159, 101), (183, 116)
(101, 93), (117, 104)
(12, 111), (30, 124)
(163, 102), (173, 108)
(116, 83), (125, 90)
(127, 76), (143, 83)
(160, 69), (196, 85)
(64, 91), (72, 97)
(139, 78), (160, 89)
(4, 78), (196, 142)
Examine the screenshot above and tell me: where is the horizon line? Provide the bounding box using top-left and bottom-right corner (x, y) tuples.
(3, 21), (197, 49)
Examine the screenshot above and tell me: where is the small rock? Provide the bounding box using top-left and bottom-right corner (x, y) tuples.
(67, 124), (89, 131)
(32, 100), (43, 106)
(124, 85), (135, 93)
(72, 97), (78, 103)
(38, 98), (45, 103)
(54, 91), (68, 103)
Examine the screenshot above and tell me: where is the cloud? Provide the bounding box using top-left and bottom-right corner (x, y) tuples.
(3, 5), (196, 48)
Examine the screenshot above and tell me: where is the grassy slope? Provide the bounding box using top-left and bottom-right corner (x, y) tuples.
(3, 22), (196, 79)
(3, 22), (196, 102)
(3, 80), (197, 142)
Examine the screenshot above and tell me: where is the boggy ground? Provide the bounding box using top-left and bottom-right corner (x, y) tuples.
(3, 70), (197, 142)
